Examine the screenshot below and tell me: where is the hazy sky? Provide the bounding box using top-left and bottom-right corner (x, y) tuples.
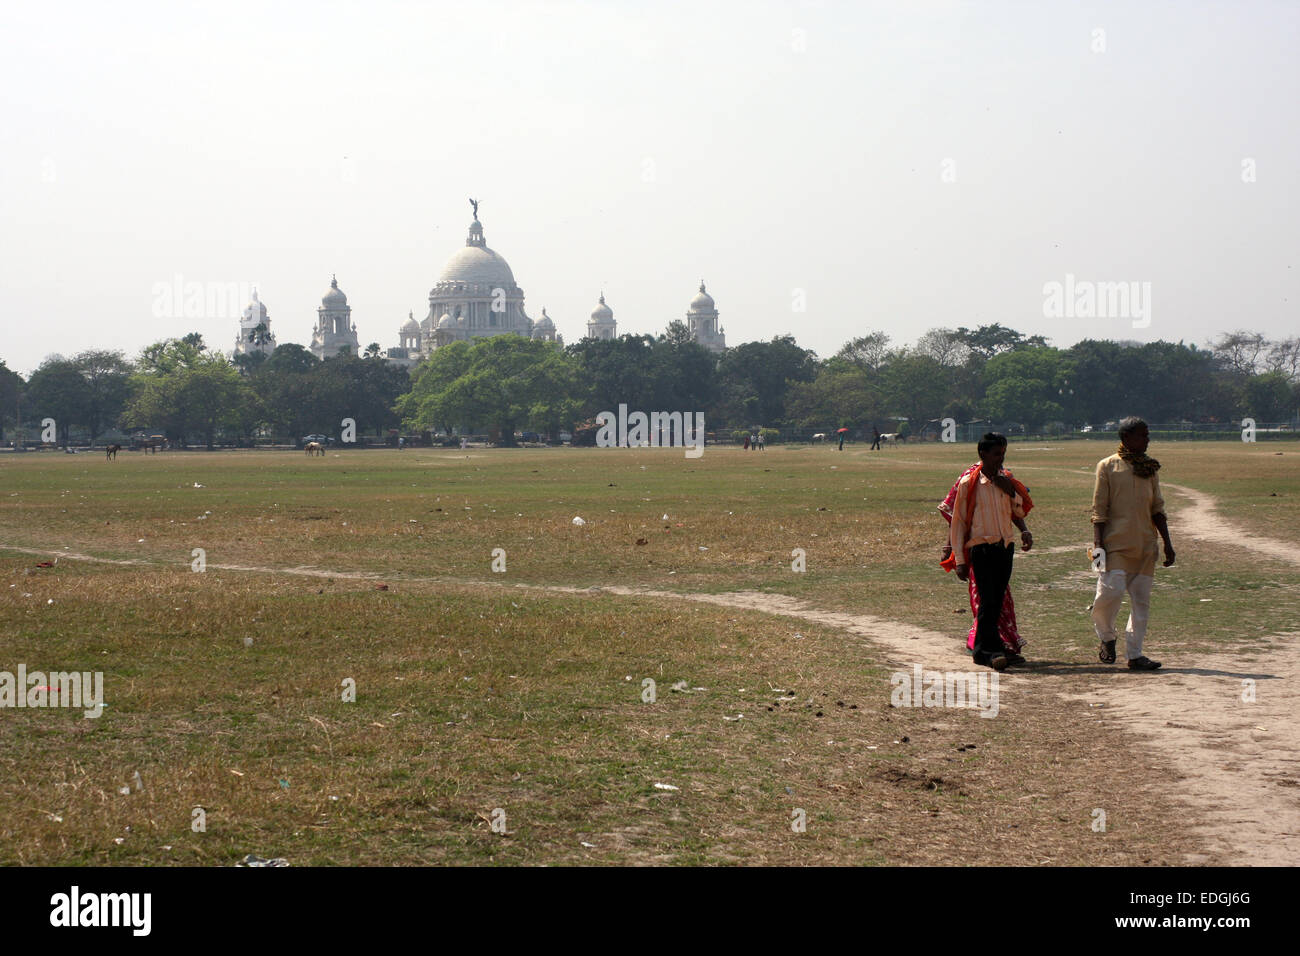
(2, 0), (1296, 376)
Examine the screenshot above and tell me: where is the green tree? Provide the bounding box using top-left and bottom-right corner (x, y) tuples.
(72, 349), (132, 441)
(400, 336), (583, 442)
(0, 359), (26, 442)
(1244, 371), (1296, 422)
(566, 335), (659, 416)
(25, 357), (89, 445)
(124, 339), (255, 447)
(713, 336), (818, 429)
(310, 353), (410, 438)
(834, 332), (892, 373)
(981, 347), (1072, 431)
(785, 365), (879, 430)
(882, 353), (951, 429)
(650, 329), (720, 412)
(955, 324), (1049, 363)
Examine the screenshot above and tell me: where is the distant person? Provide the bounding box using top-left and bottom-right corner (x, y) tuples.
(1090, 417), (1174, 671)
(871, 426), (882, 450)
(398, 436), (405, 450)
(948, 433), (1033, 670)
(940, 460), (1032, 663)
(743, 435), (750, 450)
(757, 434), (765, 451)
(838, 432), (845, 451)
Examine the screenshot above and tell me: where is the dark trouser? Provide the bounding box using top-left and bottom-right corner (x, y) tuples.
(969, 542), (1014, 659)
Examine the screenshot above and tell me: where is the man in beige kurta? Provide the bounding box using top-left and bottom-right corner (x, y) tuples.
(1090, 417), (1176, 670)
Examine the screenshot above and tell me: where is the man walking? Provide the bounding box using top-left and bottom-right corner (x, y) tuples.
(1090, 417), (1175, 671)
(949, 433), (1033, 671)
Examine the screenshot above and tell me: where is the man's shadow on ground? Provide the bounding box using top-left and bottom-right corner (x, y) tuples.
(1011, 660), (1278, 681)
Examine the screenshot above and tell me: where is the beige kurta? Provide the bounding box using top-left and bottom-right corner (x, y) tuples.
(1091, 453), (1166, 576)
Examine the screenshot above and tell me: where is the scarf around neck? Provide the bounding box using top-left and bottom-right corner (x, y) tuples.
(1117, 443), (1161, 478)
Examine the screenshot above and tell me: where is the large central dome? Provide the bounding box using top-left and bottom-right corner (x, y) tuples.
(437, 244), (517, 286)
(435, 219), (516, 288)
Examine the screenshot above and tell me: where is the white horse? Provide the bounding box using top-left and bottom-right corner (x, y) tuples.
(304, 441), (324, 456)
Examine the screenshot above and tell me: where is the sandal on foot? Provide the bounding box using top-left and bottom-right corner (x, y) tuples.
(1098, 640), (1116, 664)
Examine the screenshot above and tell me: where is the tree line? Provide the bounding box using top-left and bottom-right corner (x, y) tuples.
(3, 324), (1297, 447)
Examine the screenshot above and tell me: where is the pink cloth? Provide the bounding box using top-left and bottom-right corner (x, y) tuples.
(939, 463), (1025, 653)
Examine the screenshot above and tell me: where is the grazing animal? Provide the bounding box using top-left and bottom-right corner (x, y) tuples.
(305, 441), (324, 456)
(879, 432), (901, 446)
(811, 433), (826, 442)
(105, 444), (121, 460)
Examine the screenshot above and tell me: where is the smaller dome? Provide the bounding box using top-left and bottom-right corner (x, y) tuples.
(535, 308), (555, 329)
(322, 276), (348, 308)
(437, 313), (454, 329)
(242, 289), (268, 322)
(590, 293), (614, 322)
(402, 312), (420, 333)
(690, 281), (715, 312)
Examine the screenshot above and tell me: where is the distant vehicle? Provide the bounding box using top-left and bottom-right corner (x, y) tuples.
(1080, 425), (1093, 433)
(558, 431), (572, 443)
(302, 434), (330, 446)
(519, 431), (540, 443)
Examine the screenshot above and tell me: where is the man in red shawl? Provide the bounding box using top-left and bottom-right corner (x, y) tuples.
(940, 433), (1034, 670)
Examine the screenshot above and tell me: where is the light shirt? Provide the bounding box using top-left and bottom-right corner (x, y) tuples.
(1091, 453), (1166, 576)
(950, 469), (1026, 556)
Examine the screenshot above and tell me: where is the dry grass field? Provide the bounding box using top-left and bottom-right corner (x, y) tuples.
(1, 439), (1297, 865)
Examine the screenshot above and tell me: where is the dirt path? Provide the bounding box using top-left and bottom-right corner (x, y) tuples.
(1059, 483), (1300, 865)
(1162, 482), (1298, 565)
(3, 484), (1297, 864)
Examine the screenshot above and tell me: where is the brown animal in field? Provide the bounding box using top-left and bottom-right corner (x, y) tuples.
(305, 441), (324, 456)
(105, 444), (121, 460)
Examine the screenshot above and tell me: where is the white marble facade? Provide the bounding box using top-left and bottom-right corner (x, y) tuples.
(310, 277), (361, 360)
(235, 207), (729, 369)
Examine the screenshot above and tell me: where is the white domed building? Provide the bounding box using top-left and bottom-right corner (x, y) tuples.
(383, 311), (424, 369)
(390, 211), (561, 360)
(234, 289), (277, 357)
(687, 281), (725, 352)
(425, 216), (536, 347)
(311, 276), (361, 360)
(531, 308), (559, 342)
(586, 293), (617, 340)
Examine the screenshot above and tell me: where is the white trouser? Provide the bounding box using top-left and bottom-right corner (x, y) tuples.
(1092, 570), (1154, 660)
